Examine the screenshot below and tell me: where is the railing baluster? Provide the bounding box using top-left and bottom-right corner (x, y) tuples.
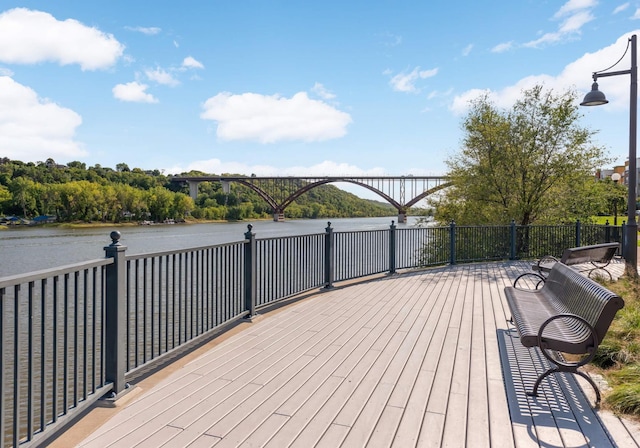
(83, 270), (88, 402)
(63, 273), (69, 414)
(73, 271), (79, 409)
(52, 275), (59, 422)
(13, 284), (20, 447)
(40, 279), (47, 432)
(27, 281), (34, 441)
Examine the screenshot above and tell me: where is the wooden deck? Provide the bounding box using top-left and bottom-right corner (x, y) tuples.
(73, 261), (640, 448)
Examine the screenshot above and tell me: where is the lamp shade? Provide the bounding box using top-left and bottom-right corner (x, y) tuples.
(580, 81), (609, 106)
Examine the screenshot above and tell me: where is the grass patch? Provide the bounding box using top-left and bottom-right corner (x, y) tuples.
(591, 215), (623, 225)
(591, 275), (640, 416)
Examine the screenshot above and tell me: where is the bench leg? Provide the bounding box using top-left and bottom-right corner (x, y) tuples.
(528, 366), (601, 404)
(586, 267), (612, 281)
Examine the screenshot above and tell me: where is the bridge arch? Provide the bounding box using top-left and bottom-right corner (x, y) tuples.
(172, 176), (450, 223)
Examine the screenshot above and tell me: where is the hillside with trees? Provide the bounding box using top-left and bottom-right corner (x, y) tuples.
(0, 158), (395, 223)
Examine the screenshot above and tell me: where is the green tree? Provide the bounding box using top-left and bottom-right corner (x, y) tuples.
(146, 186), (174, 221)
(9, 177), (38, 217)
(0, 184), (11, 213)
(434, 85), (610, 226)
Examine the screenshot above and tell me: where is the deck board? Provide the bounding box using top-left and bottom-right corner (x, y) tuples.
(76, 261), (636, 448)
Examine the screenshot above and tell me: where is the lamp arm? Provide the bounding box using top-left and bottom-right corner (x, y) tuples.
(594, 69), (632, 80)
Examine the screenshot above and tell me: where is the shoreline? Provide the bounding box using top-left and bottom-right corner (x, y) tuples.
(0, 218), (245, 230)
(0, 214), (410, 231)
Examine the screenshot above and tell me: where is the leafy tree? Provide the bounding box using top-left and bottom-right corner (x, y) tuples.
(0, 185), (11, 211)
(9, 177), (38, 217)
(434, 85), (610, 226)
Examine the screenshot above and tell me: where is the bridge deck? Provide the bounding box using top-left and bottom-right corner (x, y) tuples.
(66, 261), (639, 448)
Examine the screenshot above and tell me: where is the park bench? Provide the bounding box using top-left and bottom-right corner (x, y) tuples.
(504, 262), (624, 404)
(513, 242), (620, 288)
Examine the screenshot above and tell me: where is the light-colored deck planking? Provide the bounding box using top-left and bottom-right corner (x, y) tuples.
(76, 261), (639, 448)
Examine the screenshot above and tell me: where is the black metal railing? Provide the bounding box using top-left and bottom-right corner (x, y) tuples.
(0, 261), (113, 448)
(0, 219), (623, 447)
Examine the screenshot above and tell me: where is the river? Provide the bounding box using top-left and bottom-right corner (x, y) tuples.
(0, 216), (422, 278)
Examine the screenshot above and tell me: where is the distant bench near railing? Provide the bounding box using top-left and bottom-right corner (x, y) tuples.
(0, 219), (623, 447)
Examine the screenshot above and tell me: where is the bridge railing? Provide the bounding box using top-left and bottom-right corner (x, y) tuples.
(0, 220), (622, 447)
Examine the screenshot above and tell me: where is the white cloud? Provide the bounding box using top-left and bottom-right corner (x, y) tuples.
(553, 0), (597, 18)
(462, 44), (473, 57)
(0, 76), (85, 160)
(389, 67), (439, 93)
(112, 81), (158, 103)
(613, 3), (630, 14)
(0, 8), (124, 70)
(451, 31), (639, 115)
(633, 8), (640, 19)
(311, 82), (336, 100)
(200, 92), (352, 143)
(0, 67), (13, 76)
(492, 41), (514, 53)
(125, 26), (161, 35)
(145, 67), (180, 86)
(558, 10), (594, 33)
(165, 158), (386, 177)
(427, 88), (454, 101)
(524, 0), (595, 48)
(182, 56), (204, 69)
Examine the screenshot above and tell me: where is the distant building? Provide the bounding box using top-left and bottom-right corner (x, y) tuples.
(597, 164), (627, 185)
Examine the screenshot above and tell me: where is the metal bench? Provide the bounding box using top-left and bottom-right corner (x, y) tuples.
(504, 262), (624, 404)
(514, 242), (620, 288)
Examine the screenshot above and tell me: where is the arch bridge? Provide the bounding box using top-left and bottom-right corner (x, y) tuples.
(171, 176), (450, 222)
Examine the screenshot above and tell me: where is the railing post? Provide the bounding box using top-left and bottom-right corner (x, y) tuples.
(324, 222), (334, 289)
(244, 225), (257, 319)
(449, 220), (456, 265)
(389, 221), (396, 274)
(605, 220), (611, 243)
(576, 219), (581, 247)
(510, 219), (517, 260)
(104, 231), (127, 395)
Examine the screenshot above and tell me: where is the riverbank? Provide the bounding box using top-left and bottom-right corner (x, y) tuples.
(0, 214), (402, 231)
(0, 217), (258, 230)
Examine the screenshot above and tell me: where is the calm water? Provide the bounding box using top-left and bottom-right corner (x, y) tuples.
(0, 217), (421, 277)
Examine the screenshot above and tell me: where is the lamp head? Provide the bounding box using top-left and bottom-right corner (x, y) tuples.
(580, 81), (609, 106)
(612, 172), (622, 182)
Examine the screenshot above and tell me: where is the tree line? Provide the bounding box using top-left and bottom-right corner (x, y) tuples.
(0, 159), (395, 223)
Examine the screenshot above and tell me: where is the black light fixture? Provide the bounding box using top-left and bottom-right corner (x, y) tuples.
(580, 81), (609, 106)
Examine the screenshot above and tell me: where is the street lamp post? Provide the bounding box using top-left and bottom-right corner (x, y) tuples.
(581, 34), (638, 277)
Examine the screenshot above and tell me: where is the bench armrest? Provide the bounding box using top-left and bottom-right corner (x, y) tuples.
(537, 313), (598, 368)
(536, 255), (559, 269)
(513, 272), (546, 289)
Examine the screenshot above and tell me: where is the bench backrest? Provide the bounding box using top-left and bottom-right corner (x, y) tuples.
(542, 263), (624, 344)
(559, 242), (620, 266)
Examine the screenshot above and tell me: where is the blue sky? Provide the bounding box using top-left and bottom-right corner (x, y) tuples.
(0, 0), (638, 180)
